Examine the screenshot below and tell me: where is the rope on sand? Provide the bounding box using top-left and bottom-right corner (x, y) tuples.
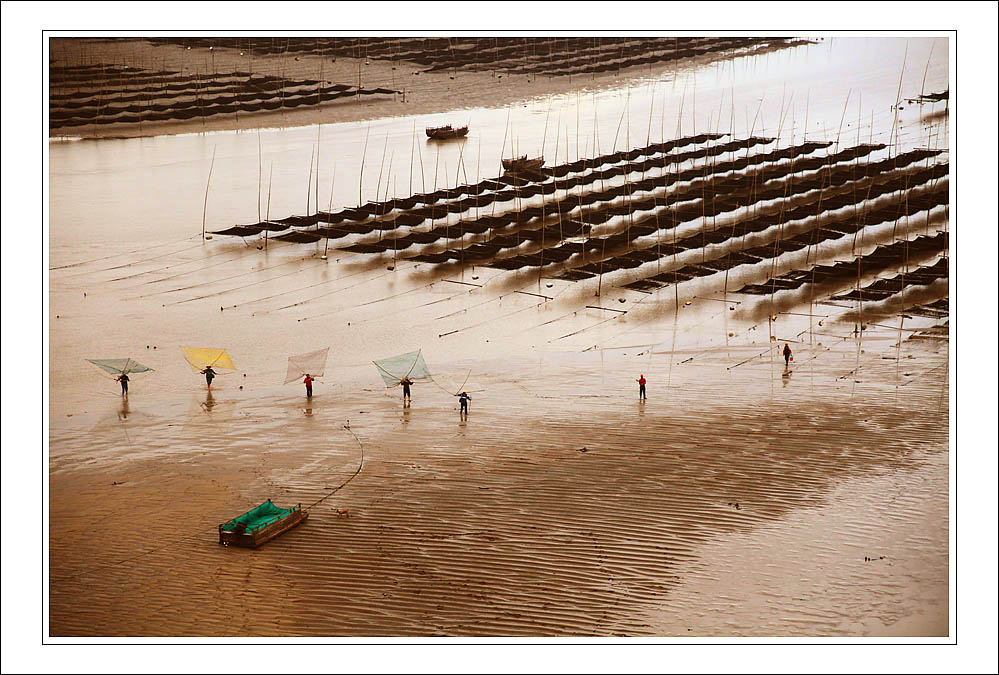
(305, 424), (365, 511)
(48, 234), (202, 271)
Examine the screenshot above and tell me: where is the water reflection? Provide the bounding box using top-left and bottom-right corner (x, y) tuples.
(201, 390), (216, 413)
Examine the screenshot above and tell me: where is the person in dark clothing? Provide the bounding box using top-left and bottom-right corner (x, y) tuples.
(637, 374), (647, 400)
(116, 373), (129, 396)
(303, 374), (314, 397)
(201, 366), (216, 388)
(783, 343), (792, 367)
(457, 390), (471, 416)
(400, 376), (412, 404)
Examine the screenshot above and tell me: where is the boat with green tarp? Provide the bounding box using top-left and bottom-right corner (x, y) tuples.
(218, 499), (308, 548)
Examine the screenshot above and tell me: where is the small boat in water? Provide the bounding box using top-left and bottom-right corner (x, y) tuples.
(502, 155), (545, 172)
(218, 499), (308, 548)
(426, 124), (469, 139)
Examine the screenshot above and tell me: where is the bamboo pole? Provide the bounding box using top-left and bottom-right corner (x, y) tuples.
(265, 162), (273, 249)
(381, 149), (394, 244)
(359, 122), (370, 207)
(257, 131), (262, 224)
(493, 107), (511, 222)
(374, 133), (389, 242)
(409, 120), (415, 199)
(432, 143), (440, 224)
(887, 42), (909, 160)
(316, 125), (321, 226)
(323, 163), (335, 259)
(442, 158), (449, 251)
(473, 135), (482, 280)
(416, 121), (426, 195)
(625, 89), (632, 251)
(666, 88), (686, 393)
(202, 145), (216, 240)
(306, 144), (315, 217)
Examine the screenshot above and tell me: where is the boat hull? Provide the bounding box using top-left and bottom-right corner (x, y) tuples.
(426, 125), (469, 140)
(218, 503), (308, 548)
(502, 156), (545, 172)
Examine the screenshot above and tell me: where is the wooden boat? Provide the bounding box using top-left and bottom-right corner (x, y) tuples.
(502, 155), (545, 172)
(218, 499), (308, 548)
(425, 124), (469, 140)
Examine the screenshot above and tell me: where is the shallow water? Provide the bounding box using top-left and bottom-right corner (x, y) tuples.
(49, 37), (948, 255)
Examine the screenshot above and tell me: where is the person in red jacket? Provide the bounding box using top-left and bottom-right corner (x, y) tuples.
(303, 374), (314, 397)
(637, 374), (647, 400)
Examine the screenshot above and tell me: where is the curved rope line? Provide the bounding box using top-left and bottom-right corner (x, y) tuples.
(305, 425), (364, 511)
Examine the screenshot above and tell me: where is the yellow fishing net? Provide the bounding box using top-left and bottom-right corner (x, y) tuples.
(180, 346), (236, 371)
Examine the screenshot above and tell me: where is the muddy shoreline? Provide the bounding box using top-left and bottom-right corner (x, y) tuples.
(49, 341), (948, 637)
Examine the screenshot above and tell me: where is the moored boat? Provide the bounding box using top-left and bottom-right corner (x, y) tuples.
(426, 124), (469, 139)
(218, 499), (308, 548)
(502, 155), (545, 172)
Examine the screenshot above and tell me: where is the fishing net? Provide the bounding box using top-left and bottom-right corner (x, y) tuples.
(373, 350), (432, 387)
(86, 358), (154, 377)
(180, 346), (236, 371)
(284, 348), (330, 384)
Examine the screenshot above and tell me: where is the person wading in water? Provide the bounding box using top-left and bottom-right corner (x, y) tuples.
(116, 373), (129, 396)
(457, 390), (471, 417)
(303, 374), (314, 397)
(201, 366), (216, 389)
(783, 342), (793, 368)
(400, 376), (413, 405)
(636, 374), (647, 400)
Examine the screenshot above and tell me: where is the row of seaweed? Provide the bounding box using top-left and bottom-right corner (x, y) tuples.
(50, 65), (398, 129)
(413, 164), (948, 275)
(830, 256), (949, 302)
(50, 86), (397, 126)
(50, 74), (352, 104)
(284, 147), (940, 267)
(148, 37), (799, 77)
(734, 232), (948, 296)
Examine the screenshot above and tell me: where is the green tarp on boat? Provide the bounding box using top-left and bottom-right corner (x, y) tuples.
(221, 500), (299, 534)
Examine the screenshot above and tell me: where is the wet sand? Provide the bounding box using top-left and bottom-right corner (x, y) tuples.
(44, 34), (954, 641)
(48, 302), (949, 636)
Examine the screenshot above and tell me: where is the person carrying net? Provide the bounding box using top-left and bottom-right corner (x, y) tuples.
(457, 390), (472, 416)
(400, 376), (413, 404)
